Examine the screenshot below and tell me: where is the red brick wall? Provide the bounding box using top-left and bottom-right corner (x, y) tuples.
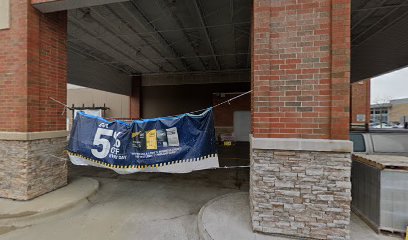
(0, 0), (29, 132)
(0, 0), (67, 132)
(251, 0), (351, 140)
(350, 79), (370, 125)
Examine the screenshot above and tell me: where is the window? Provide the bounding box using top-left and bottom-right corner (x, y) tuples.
(350, 134), (366, 152)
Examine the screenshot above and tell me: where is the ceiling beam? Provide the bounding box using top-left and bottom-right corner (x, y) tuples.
(66, 21), (250, 40)
(77, 8), (163, 72)
(354, 8), (408, 47)
(114, 2), (192, 72)
(69, 16), (150, 73)
(352, 5), (403, 45)
(130, 68), (251, 77)
(154, 0), (207, 70)
(192, 0), (221, 70)
(98, 52), (250, 63)
(351, 0), (388, 31)
(353, 3), (408, 12)
(95, 5), (182, 72)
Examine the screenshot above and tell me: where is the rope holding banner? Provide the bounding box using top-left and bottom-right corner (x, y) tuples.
(50, 97), (73, 110)
(212, 90), (252, 109)
(49, 90), (252, 120)
(163, 90), (252, 118)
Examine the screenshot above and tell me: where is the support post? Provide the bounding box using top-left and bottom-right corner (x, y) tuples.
(250, 1), (352, 239)
(130, 76), (142, 119)
(0, 0), (68, 200)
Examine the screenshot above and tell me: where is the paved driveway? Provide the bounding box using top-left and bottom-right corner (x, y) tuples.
(0, 166), (248, 240)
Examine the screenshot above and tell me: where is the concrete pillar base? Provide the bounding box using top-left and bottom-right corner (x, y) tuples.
(250, 137), (353, 240)
(0, 132), (68, 200)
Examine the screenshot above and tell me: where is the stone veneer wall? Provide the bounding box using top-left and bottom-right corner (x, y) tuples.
(250, 149), (351, 240)
(0, 137), (68, 200)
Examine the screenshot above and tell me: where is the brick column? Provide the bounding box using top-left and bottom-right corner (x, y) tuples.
(0, 0), (68, 200)
(350, 79), (370, 126)
(250, 1), (352, 239)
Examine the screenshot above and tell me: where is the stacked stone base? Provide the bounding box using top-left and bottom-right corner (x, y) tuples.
(0, 137), (68, 200)
(250, 145), (351, 240)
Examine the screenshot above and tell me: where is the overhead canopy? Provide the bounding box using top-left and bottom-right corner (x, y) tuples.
(33, 0), (408, 83)
(65, 0), (251, 76)
(351, 0), (408, 82)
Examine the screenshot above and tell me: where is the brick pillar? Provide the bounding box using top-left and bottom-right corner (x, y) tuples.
(130, 76), (142, 119)
(350, 79), (370, 126)
(0, 0), (68, 200)
(250, 1), (352, 239)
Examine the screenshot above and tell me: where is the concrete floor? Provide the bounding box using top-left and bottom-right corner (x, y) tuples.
(199, 192), (403, 240)
(0, 165), (248, 240)
(0, 164), (403, 240)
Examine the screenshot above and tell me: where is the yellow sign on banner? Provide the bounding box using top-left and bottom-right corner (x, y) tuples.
(146, 130), (158, 150)
(224, 141), (232, 147)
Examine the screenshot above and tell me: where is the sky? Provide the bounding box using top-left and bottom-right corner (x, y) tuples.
(371, 67), (408, 104)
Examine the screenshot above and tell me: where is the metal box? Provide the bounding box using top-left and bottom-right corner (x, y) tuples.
(352, 158), (408, 233)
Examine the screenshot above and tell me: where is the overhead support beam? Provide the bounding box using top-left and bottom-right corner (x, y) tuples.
(115, 2), (191, 72)
(131, 52), (249, 62)
(155, 0), (207, 70)
(32, 0), (129, 13)
(68, 17), (150, 73)
(192, 0), (221, 70)
(140, 69), (250, 86)
(353, 3), (408, 12)
(352, 5), (403, 45)
(102, 5), (179, 72)
(351, 0), (388, 31)
(351, 5), (408, 82)
(353, 8), (408, 47)
(81, 7), (167, 72)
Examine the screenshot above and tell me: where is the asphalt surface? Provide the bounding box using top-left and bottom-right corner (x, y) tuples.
(0, 162), (249, 240)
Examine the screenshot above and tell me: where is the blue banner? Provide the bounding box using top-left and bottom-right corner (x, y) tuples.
(67, 108), (219, 174)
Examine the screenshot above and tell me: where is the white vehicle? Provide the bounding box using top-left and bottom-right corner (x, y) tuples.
(350, 131), (408, 156)
(371, 123), (393, 129)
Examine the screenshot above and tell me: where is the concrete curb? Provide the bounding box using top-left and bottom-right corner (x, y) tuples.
(197, 192), (247, 240)
(0, 177), (99, 229)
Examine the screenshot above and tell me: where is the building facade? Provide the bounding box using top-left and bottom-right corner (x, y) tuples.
(389, 98), (408, 123)
(0, 1), (354, 239)
(371, 98), (408, 124)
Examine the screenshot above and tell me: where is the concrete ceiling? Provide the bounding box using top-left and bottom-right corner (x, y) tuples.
(67, 0), (251, 76)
